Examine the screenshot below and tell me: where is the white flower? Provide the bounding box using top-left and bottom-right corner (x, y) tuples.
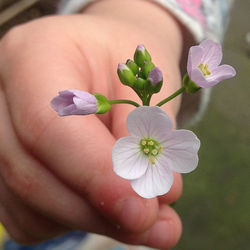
(112, 106), (200, 198)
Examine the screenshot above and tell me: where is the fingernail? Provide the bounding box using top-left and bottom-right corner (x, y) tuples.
(115, 197), (145, 232)
(146, 220), (171, 249)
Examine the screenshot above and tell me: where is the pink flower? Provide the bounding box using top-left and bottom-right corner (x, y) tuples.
(112, 106), (200, 198)
(187, 40), (236, 88)
(51, 89), (97, 116)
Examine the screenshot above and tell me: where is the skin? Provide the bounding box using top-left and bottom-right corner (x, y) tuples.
(0, 0), (188, 248)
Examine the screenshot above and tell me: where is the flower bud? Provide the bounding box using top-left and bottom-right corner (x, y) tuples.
(93, 94), (111, 114)
(141, 61), (155, 78)
(51, 89), (98, 116)
(135, 77), (147, 90)
(126, 59), (139, 75)
(147, 67), (163, 93)
(183, 73), (201, 93)
(134, 44), (151, 67)
(117, 64), (136, 87)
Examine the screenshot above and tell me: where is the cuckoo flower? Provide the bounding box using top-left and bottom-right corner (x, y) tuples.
(51, 89), (97, 116)
(187, 39), (236, 88)
(112, 106), (200, 198)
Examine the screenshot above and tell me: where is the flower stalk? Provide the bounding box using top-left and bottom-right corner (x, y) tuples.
(108, 99), (140, 107)
(156, 86), (185, 107)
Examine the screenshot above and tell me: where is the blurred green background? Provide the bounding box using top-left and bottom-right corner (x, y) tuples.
(174, 1), (250, 249)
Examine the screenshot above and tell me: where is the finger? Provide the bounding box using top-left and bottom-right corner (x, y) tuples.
(158, 172), (183, 204)
(0, 88), (138, 239)
(143, 204), (182, 249)
(0, 202), (38, 244)
(0, 175), (69, 243)
(0, 20), (159, 233)
(110, 204), (182, 249)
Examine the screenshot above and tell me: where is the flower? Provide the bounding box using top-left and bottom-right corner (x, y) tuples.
(51, 89), (97, 116)
(112, 106), (200, 198)
(187, 39), (236, 88)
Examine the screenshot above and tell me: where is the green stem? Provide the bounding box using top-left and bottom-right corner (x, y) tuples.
(156, 87), (185, 107)
(108, 99), (140, 107)
(142, 94), (152, 106)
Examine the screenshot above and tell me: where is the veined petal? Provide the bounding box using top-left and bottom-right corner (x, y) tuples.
(127, 106), (173, 140)
(190, 68), (210, 88)
(112, 136), (149, 180)
(160, 130), (200, 173)
(187, 46), (203, 76)
(73, 96), (97, 114)
(200, 40), (222, 68)
(131, 161), (173, 199)
(208, 64), (236, 82)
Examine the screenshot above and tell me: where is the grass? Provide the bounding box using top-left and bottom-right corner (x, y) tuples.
(174, 2), (250, 249)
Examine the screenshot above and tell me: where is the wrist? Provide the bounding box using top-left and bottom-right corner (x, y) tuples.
(82, 0), (183, 120)
(82, 0), (183, 62)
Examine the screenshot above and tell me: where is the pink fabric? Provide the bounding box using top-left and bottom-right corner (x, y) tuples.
(176, 0), (205, 26)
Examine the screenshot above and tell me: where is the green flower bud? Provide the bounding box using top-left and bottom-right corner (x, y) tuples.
(93, 94), (111, 114)
(134, 44), (151, 67)
(141, 61), (155, 79)
(126, 59), (139, 75)
(183, 73), (201, 93)
(117, 64), (136, 87)
(135, 77), (147, 90)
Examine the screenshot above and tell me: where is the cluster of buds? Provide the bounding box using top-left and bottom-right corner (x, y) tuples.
(117, 45), (163, 105)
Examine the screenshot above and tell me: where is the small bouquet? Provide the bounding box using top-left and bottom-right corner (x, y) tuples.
(51, 40), (236, 199)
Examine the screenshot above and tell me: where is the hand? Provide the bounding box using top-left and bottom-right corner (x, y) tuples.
(0, 0), (184, 248)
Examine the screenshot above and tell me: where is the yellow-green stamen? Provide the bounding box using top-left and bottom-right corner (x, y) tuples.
(198, 63), (211, 76)
(140, 138), (162, 165)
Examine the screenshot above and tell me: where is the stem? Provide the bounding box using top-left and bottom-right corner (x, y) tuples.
(156, 87), (185, 107)
(109, 99), (140, 107)
(142, 94), (152, 106)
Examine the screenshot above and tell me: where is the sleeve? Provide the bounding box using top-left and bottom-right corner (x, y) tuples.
(57, 0), (234, 42)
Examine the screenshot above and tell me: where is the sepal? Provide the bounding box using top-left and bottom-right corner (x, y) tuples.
(93, 94), (111, 114)
(183, 73), (201, 93)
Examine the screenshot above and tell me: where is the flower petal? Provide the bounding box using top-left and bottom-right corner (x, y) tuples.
(127, 106), (173, 140)
(160, 130), (200, 173)
(200, 40), (222, 68)
(50, 95), (73, 113)
(208, 64), (236, 83)
(190, 68), (210, 88)
(112, 136), (149, 180)
(72, 96), (97, 115)
(130, 161), (173, 198)
(187, 46), (203, 77)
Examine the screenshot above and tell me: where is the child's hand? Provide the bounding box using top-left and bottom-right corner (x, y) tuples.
(0, 1), (184, 248)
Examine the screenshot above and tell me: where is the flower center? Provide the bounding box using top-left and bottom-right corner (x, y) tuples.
(198, 63), (211, 76)
(140, 138), (162, 165)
